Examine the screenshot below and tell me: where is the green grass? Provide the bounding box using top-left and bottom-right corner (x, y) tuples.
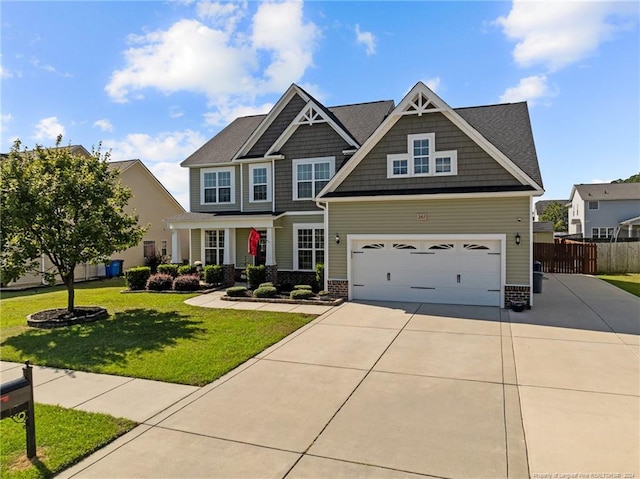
(597, 273), (640, 297)
(0, 403), (135, 479)
(0, 279), (314, 385)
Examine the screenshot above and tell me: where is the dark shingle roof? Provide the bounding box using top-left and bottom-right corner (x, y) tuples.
(181, 100), (394, 167)
(574, 183), (639, 201)
(456, 102), (543, 188)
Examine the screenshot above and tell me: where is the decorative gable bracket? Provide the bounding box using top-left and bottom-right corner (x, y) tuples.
(296, 105), (327, 126)
(401, 91), (444, 116)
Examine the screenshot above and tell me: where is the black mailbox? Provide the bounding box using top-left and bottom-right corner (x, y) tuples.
(0, 362), (36, 459)
(0, 376), (32, 418)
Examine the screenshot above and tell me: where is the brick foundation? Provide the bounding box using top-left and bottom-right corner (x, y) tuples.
(504, 285), (531, 308)
(265, 264), (278, 284)
(328, 279), (349, 299)
(222, 264), (235, 287)
(277, 270), (318, 289)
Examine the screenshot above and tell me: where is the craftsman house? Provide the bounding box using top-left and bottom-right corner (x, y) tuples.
(166, 82), (544, 307)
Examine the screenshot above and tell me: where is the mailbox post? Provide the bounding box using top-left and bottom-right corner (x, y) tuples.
(0, 361), (36, 459)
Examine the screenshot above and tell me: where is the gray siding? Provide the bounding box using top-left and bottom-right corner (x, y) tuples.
(327, 196), (531, 284)
(584, 199), (640, 238)
(241, 162), (274, 213)
(248, 94), (307, 157)
(276, 123), (351, 212)
(189, 166), (241, 213)
(335, 113), (521, 194)
(274, 214), (324, 270)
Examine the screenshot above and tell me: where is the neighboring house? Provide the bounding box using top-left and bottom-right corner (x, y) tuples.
(533, 222), (554, 243)
(533, 199), (568, 222)
(4, 152), (188, 287)
(106, 159), (189, 268)
(167, 82), (544, 307)
(568, 183), (640, 239)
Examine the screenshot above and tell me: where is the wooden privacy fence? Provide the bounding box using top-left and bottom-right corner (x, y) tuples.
(534, 242), (597, 274)
(596, 242), (640, 273)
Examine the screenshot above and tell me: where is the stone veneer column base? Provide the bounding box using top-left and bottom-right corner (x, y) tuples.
(222, 264), (235, 287)
(265, 265), (277, 285)
(328, 279), (348, 299)
(504, 285), (531, 308)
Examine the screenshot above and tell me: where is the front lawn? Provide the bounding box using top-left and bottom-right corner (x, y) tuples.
(0, 403), (135, 479)
(597, 273), (640, 297)
(0, 279), (314, 385)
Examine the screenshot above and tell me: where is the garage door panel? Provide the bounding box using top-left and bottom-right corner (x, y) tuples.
(351, 239), (502, 306)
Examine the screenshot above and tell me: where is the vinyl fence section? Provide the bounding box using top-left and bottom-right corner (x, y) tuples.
(533, 242), (597, 274)
(596, 242), (640, 273)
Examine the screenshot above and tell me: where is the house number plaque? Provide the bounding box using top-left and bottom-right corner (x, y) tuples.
(416, 213), (428, 221)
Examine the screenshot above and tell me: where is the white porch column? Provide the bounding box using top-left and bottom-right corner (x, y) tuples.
(266, 227), (275, 265)
(223, 228), (232, 264)
(171, 230), (180, 263)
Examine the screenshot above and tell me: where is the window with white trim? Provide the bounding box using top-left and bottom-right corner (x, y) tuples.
(160, 240), (168, 257)
(143, 240), (156, 259)
(249, 164), (271, 202)
(592, 227), (614, 239)
(201, 168), (234, 204)
(204, 230), (225, 265)
(293, 157), (335, 200)
(386, 133), (457, 178)
(294, 225), (324, 270)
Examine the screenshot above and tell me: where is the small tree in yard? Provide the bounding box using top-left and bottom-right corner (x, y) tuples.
(0, 137), (146, 315)
(540, 201), (568, 232)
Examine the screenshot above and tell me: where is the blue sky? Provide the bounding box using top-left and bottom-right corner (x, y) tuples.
(2, 0), (638, 209)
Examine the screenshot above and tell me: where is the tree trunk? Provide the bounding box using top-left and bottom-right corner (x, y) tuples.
(63, 269), (75, 313)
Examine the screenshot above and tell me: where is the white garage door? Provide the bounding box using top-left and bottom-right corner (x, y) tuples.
(351, 239), (501, 306)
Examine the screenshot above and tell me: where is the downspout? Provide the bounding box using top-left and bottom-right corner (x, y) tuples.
(316, 200), (328, 292)
(240, 163), (243, 213)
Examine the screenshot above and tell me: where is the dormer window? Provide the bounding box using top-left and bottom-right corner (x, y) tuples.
(387, 133), (457, 178)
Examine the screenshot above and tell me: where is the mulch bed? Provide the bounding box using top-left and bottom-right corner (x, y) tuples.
(27, 307), (109, 328)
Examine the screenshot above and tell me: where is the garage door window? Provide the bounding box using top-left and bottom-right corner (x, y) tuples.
(294, 226), (324, 270)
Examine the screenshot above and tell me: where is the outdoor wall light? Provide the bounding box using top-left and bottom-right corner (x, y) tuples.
(515, 233), (521, 245)
(335, 234), (341, 244)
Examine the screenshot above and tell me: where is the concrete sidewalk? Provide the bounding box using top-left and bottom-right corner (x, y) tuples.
(3, 273), (638, 478)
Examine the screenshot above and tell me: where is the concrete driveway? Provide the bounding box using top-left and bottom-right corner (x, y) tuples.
(49, 274), (639, 478)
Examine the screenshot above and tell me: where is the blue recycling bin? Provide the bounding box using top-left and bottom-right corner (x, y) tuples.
(104, 263), (113, 278)
(111, 260), (124, 277)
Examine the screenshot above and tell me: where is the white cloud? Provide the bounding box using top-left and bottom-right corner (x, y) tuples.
(495, 1), (636, 71)
(32, 116), (66, 142)
(0, 113), (12, 134)
(423, 77), (441, 93)
(355, 24), (376, 56)
(106, 0), (319, 119)
(499, 75), (557, 105)
(251, 0), (320, 92)
(103, 129), (206, 209)
(93, 118), (114, 132)
(203, 102), (273, 127)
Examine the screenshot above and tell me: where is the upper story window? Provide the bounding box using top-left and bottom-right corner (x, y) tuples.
(293, 157), (335, 200)
(201, 167), (235, 205)
(249, 164), (271, 203)
(387, 133), (457, 178)
(588, 201), (599, 210)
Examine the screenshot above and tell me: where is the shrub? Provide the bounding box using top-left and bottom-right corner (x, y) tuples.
(315, 263), (324, 287)
(293, 285), (312, 290)
(157, 264), (179, 278)
(203, 264), (223, 284)
(173, 274), (201, 291)
(290, 289), (313, 300)
(226, 286), (248, 297)
(253, 286), (277, 298)
(259, 282), (274, 288)
(178, 264), (196, 276)
(146, 273), (173, 291)
(144, 251), (165, 274)
(124, 267), (151, 291)
(246, 264), (266, 288)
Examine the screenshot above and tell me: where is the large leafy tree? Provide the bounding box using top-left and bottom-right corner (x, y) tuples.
(540, 201), (569, 232)
(0, 137), (146, 313)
